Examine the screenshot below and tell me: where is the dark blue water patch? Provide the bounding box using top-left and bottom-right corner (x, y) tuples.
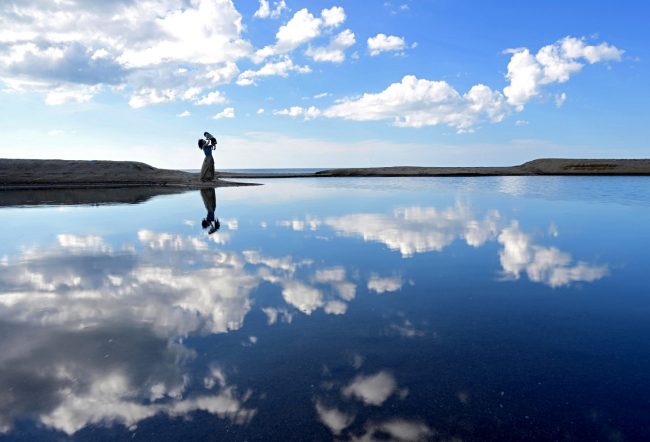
(0, 177), (648, 441)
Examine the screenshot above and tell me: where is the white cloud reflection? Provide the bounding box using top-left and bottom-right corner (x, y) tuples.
(323, 204), (502, 257)
(315, 401), (355, 435)
(313, 204), (606, 287)
(498, 221), (607, 287)
(0, 197), (610, 435)
(342, 371), (398, 406)
(367, 274), (403, 294)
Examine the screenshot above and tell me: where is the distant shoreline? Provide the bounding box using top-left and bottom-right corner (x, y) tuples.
(1, 158), (649, 190)
(219, 158), (650, 178)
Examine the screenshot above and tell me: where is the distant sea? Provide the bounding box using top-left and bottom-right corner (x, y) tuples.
(182, 168), (325, 174)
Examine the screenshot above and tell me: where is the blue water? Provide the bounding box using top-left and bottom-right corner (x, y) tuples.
(0, 176), (648, 441)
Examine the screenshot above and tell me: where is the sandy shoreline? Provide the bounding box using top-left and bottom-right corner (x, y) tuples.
(1, 158), (649, 192)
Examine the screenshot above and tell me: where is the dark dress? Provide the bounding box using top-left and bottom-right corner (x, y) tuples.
(200, 145), (215, 181)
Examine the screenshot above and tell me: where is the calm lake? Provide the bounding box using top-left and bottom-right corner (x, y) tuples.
(0, 177), (648, 441)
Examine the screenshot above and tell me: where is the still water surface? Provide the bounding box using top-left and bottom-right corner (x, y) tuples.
(0, 177), (648, 441)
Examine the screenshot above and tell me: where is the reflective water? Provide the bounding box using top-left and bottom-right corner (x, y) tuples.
(0, 177), (648, 441)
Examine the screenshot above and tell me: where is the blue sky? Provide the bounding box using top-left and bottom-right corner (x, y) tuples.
(0, 0), (648, 168)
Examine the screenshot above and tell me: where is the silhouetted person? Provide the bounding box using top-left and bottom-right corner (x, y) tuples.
(200, 188), (220, 234)
(199, 137), (216, 181)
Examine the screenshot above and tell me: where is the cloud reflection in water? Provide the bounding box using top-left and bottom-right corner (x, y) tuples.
(0, 197), (609, 436)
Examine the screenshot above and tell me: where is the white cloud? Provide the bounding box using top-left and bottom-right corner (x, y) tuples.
(45, 85), (99, 106)
(177, 110), (191, 118)
(295, 75), (508, 131)
(273, 105), (321, 120)
(0, 0), (252, 107)
(213, 107), (235, 119)
(204, 62), (240, 85)
(237, 57), (311, 86)
(321, 6), (346, 27)
(555, 92), (567, 108)
(266, 8), (322, 56)
(276, 36), (622, 131)
(306, 29), (356, 63)
(257, 108), (265, 114)
(254, 0), (287, 19)
(254, 0), (271, 18)
(367, 33), (407, 56)
(195, 91), (228, 106)
(91, 48), (110, 61)
(128, 87), (203, 109)
(254, 6), (347, 61)
(504, 36), (623, 109)
(47, 129), (65, 136)
(115, 1), (250, 69)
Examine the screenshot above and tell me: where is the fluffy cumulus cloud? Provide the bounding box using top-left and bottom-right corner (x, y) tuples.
(367, 33), (407, 56)
(0, 1), (359, 103)
(323, 75), (508, 131)
(277, 36), (623, 131)
(504, 36), (623, 110)
(254, 0), (288, 19)
(273, 105), (321, 119)
(254, 6), (347, 61)
(306, 29), (356, 63)
(0, 0), (251, 107)
(195, 91), (228, 106)
(213, 107), (235, 119)
(237, 57), (311, 86)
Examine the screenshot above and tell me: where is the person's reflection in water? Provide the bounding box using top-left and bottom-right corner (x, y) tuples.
(200, 188), (220, 234)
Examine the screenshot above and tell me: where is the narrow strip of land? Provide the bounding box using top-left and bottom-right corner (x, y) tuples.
(221, 159), (650, 178)
(1, 158), (649, 191)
